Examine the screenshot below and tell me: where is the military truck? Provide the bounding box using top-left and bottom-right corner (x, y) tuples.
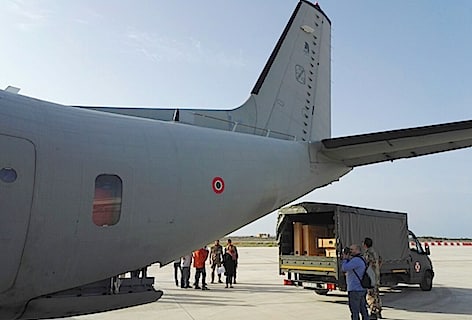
(277, 202), (433, 294)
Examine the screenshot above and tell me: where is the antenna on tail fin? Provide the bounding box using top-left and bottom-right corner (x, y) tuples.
(5, 86), (21, 94)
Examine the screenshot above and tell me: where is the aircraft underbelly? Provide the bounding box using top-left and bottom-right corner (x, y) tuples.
(0, 135), (35, 293)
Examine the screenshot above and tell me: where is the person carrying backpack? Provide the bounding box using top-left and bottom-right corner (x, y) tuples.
(363, 237), (382, 319)
(342, 244), (369, 320)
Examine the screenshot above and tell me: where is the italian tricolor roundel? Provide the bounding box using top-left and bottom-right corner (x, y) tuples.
(212, 177), (225, 194)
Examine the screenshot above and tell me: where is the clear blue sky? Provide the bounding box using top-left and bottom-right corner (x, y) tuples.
(1, 1), (471, 237)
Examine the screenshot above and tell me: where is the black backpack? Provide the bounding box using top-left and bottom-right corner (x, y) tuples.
(352, 256), (374, 289)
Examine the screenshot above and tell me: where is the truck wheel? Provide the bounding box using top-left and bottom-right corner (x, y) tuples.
(314, 289), (329, 295)
(420, 270), (433, 291)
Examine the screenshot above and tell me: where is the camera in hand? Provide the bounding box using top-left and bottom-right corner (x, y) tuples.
(343, 247), (351, 255)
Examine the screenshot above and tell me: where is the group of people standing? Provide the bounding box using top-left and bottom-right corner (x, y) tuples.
(212, 238), (238, 288)
(341, 237), (382, 320)
(174, 239), (239, 290)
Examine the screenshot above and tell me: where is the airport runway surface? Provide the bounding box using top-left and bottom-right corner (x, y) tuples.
(73, 246), (472, 320)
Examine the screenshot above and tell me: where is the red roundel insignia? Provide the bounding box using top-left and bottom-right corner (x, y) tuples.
(212, 177), (225, 194)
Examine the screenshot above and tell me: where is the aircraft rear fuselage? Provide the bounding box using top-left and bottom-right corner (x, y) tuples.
(0, 90), (349, 307)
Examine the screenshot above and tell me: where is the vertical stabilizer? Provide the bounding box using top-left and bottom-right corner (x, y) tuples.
(77, 1), (332, 142)
(232, 1), (332, 142)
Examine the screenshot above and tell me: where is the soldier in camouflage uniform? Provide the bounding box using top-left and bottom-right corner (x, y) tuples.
(210, 240), (224, 283)
(363, 237), (382, 319)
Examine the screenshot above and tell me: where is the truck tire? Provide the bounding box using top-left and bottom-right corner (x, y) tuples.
(420, 270), (433, 291)
(314, 289), (329, 295)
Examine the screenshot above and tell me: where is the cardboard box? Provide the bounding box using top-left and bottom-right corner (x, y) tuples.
(318, 238), (336, 248)
(312, 225), (329, 238)
(325, 248), (337, 257)
(302, 225), (318, 255)
(293, 222), (303, 255)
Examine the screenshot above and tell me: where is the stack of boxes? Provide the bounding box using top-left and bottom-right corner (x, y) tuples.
(293, 222), (336, 257)
(318, 238), (337, 257)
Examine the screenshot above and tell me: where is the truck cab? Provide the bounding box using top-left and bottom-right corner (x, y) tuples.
(407, 231), (433, 290)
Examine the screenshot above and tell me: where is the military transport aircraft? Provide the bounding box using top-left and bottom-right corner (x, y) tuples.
(1, 1), (471, 319)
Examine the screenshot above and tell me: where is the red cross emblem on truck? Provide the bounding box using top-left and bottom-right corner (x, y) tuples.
(414, 261), (421, 273)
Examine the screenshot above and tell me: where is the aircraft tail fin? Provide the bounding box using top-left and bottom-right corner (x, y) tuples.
(75, 1), (332, 142)
(233, 0), (332, 142)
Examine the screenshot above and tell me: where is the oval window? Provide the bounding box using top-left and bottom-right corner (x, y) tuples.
(0, 167), (17, 183)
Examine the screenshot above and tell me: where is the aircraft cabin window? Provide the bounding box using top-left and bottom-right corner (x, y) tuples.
(92, 174), (122, 227)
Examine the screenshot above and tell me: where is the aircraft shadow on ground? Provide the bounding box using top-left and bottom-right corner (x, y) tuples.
(162, 292), (252, 307)
(323, 285), (472, 316)
(381, 285), (472, 316)
(161, 283), (294, 307)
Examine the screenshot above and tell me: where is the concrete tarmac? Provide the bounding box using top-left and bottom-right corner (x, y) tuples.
(74, 246), (472, 320)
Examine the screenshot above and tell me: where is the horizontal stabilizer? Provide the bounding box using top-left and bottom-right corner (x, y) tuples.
(320, 120), (472, 167)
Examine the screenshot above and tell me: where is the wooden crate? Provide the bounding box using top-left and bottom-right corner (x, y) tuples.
(318, 238), (336, 248)
(302, 225), (319, 255)
(293, 222), (304, 255)
(325, 248), (337, 257)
